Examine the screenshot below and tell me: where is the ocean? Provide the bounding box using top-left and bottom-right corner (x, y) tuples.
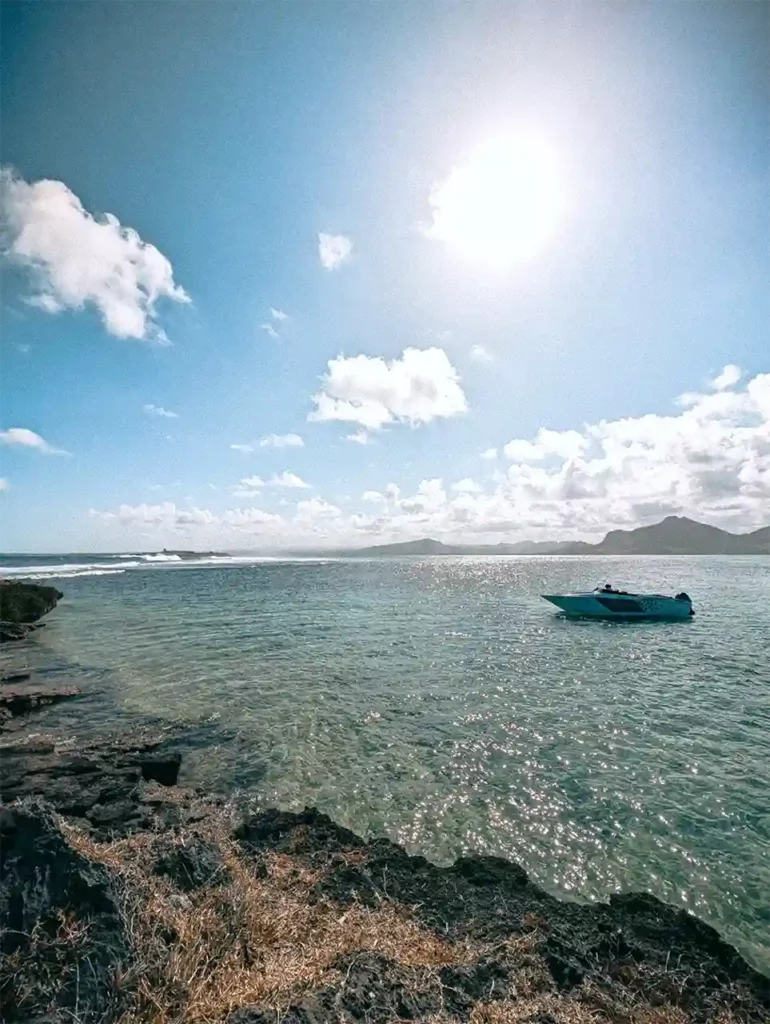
(2, 552), (769, 970)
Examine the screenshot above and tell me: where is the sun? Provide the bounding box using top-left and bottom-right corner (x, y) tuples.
(425, 133), (564, 268)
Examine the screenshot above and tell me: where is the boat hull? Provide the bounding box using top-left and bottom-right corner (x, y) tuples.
(542, 592), (693, 621)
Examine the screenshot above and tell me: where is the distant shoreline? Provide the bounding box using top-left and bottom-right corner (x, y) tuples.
(1, 514), (767, 561)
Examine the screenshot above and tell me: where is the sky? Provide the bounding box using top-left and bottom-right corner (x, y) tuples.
(0, 0), (768, 552)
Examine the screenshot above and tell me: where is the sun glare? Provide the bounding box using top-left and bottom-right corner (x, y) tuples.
(425, 133), (564, 268)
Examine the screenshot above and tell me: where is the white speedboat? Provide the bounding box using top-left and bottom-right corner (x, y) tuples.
(542, 585), (694, 621)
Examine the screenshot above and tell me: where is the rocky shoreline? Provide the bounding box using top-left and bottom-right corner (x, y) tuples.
(1, 582), (768, 1023)
(0, 578), (64, 642)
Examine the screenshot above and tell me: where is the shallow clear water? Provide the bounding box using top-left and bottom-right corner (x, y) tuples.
(2, 555), (769, 970)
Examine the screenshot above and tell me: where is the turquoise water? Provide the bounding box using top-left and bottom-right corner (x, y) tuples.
(2, 555), (769, 969)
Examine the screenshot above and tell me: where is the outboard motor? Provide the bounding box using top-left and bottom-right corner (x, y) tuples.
(675, 592), (695, 616)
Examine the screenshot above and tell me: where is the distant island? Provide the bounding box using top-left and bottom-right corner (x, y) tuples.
(334, 516), (769, 557)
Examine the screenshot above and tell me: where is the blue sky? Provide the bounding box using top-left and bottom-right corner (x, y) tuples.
(1, 1), (768, 552)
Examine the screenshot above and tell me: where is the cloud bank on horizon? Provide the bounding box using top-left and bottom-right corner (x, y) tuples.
(86, 367), (770, 549)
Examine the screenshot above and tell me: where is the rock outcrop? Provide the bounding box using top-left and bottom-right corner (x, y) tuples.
(0, 801), (129, 1022)
(0, 579), (63, 622)
(233, 807), (770, 1023)
(0, 791), (767, 1024)
(0, 732), (185, 835)
(0, 681), (82, 725)
(0, 579), (63, 642)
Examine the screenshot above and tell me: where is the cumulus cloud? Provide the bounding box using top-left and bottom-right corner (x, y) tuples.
(452, 478), (483, 493)
(232, 471), (309, 496)
(470, 344), (494, 364)
(0, 478), (8, 491)
(90, 501), (282, 537)
(504, 428), (587, 462)
(270, 471), (310, 489)
(232, 476), (266, 497)
(259, 433), (304, 449)
(346, 430), (370, 445)
(231, 443), (256, 453)
(270, 308), (289, 321)
(710, 364), (742, 391)
(89, 370), (770, 549)
(1, 168), (189, 341)
(481, 447), (498, 460)
(294, 497), (342, 524)
(318, 233), (352, 270)
(143, 404), (178, 419)
(310, 347), (467, 431)
(261, 322), (280, 339)
(0, 427), (69, 455)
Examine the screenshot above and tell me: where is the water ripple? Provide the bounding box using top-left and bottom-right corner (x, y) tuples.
(1, 555), (768, 969)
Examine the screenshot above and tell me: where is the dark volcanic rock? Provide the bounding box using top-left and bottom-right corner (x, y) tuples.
(229, 950), (515, 1024)
(0, 683), (82, 721)
(235, 808), (770, 1023)
(0, 621), (33, 642)
(153, 833), (230, 891)
(0, 800), (128, 1022)
(141, 751), (182, 786)
(0, 580), (62, 624)
(0, 733), (185, 836)
(228, 953), (443, 1024)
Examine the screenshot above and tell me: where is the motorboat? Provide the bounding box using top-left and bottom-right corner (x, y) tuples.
(542, 585), (694, 621)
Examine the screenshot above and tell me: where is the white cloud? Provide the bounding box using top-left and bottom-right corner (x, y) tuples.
(231, 443), (256, 453)
(270, 471), (310, 489)
(0, 478), (8, 491)
(270, 307), (289, 321)
(452, 478), (483, 494)
(400, 478), (447, 513)
(481, 447), (498, 460)
(310, 347), (467, 431)
(24, 293), (64, 314)
(261, 322), (280, 339)
(504, 428), (587, 462)
(0, 426), (69, 455)
(232, 475), (265, 496)
(232, 471), (309, 496)
(346, 430), (370, 445)
(259, 433), (304, 449)
(294, 497), (341, 522)
(1, 168), (189, 341)
(470, 344), (494, 365)
(318, 232), (352, 270)
(90, 501), (282, 537)
(711, 364), (742, 391)
(144, 403), (179, 419)
(89, 370), (770, 549)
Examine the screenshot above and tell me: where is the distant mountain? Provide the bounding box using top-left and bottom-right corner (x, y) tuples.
(345, 517), (769, 557)
(589, 517), (769, 555)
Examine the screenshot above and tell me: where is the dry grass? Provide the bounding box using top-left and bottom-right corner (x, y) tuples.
(469, 996), (745, 1024)
(470, 995), (603, 1023)
(63, 812), (482, 1023)
(50, 814), (760, 1024)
